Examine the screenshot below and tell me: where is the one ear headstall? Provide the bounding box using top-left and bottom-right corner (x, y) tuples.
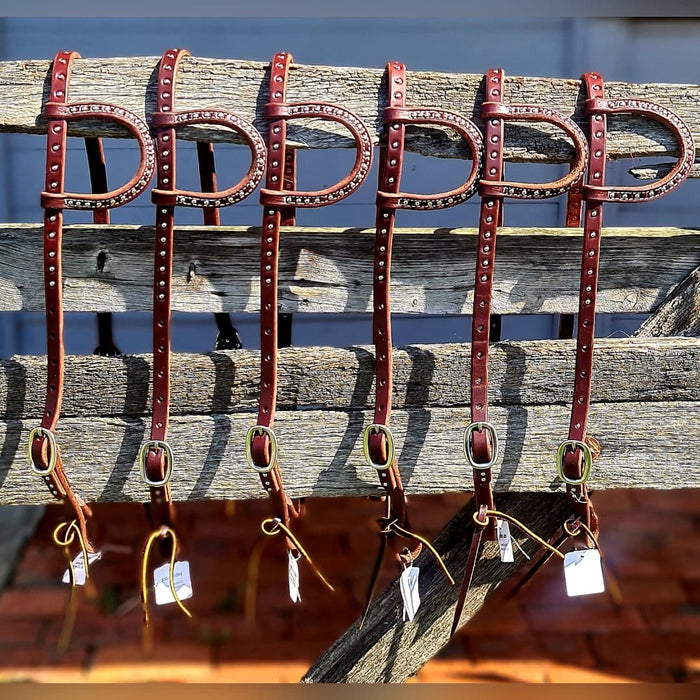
(509, 71), (695, 600)
(451, 67), (590, 637)
(139, 48), (267, 629)
(29, 50), (156, 579)
(361, 60), (486, 626)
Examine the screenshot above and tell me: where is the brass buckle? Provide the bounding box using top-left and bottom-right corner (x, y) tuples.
(138, 440), (173, 487)
(556, 439), (592, 485)
(363, 424), (395, 471)
(245, 425), (278, 474)
(463, 421), (499, 470)
(27, 426), (58, 476)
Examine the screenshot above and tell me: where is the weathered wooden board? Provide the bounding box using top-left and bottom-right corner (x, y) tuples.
(2, 400), (698, 505)
(1, 338), (697, 419)
(1, 225), (697, 315)
(0, 57), (698, 163)
(301, 492), (571, 683)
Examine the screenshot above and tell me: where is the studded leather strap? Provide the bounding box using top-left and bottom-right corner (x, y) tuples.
(367, 61), (483, 563)
(467, 68), (590, 540)
(144, 48), (267, 535)
(29, 51), (156, 550)
(451, 69), (589, 637)
(559, 71), (695, 535)
(247, 52), (373, 551)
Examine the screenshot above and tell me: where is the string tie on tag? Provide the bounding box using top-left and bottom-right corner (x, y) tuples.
(141, 525), (192, 629)
(260, 517), (335, 592)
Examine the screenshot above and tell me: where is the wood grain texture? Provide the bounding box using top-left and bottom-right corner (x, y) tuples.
(0, 57), (698, 163)
(1, 225), (697, 315)
(634, 267), (700, 338)
(2, 400), (698, 505)
(2, 338), (697, 419)
(301, 492), (572, 683)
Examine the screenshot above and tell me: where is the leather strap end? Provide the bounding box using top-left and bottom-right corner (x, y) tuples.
(151, 189), (178, 206)
(584, 97), (609, 114)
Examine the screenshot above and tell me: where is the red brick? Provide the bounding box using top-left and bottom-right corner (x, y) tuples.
(0, 587), (70, 618)
(93, 641), (213, 665)
(591, 631), (700, 667)
(590, 488), (639, 515)
(0, 645), (87, 669)
(630, 489), (700, 515)
(537, 633), (597, 667)
(681, 579), (700, 603)
(617, 577), (687, 605)
(0, 619), (46, 646)
(464, 632), (540, 661)
(639, 603), (700, 634)
(524, 602), (644, 633)
(461, 597), (528, 635)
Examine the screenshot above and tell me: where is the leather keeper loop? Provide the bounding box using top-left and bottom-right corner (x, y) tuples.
(375, 191), (402, 209)
(264, 103), (293, 119)
(151, 189), (178, 206)
(149, 112), (178, 129)
(480, 101), (510, 118)
(43, 102), (70, 119)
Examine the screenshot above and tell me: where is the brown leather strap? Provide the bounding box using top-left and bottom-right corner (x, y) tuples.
(144, 48), (266, 535)
(247, 52), (373, 551)
(466, 68), (589, 541)
(367, 61), (483, 564)
(559, 71), (695, 537)
(30, 50), (156, 551)
(452, 69), (589, 629)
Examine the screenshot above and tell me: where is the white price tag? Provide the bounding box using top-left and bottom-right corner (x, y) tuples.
(153, 560), (194, 606)
(399, 566), (421, 622)
(61, 551), (102, 586)
(563, 549), (605, 597)
(496, 519), (515, 563)
(288, 550), (301, 603)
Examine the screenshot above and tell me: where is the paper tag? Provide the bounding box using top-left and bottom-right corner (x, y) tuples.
(61, 551), (102, 586)
(288, 550), (301, 603)
(563, 549), (605, 597)
(399, 566), (421, 622)
(153, 560), (194, 605)
(496, 519), (515, 563)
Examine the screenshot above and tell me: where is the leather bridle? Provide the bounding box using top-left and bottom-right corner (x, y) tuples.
(451, 67), (590, 636)
(139, 48), (266, 622)
(29, 50), (156, 560)
(245, 51), (373, 593)
(361, 60), (485, 623)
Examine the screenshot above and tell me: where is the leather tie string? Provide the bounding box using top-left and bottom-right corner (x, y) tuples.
(361, 60), (483, 625)
(29, 50), (156, 557)
(246, 51), (373, 582)
(141, 48), (266, 610)
(452, 67), (589, 637)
